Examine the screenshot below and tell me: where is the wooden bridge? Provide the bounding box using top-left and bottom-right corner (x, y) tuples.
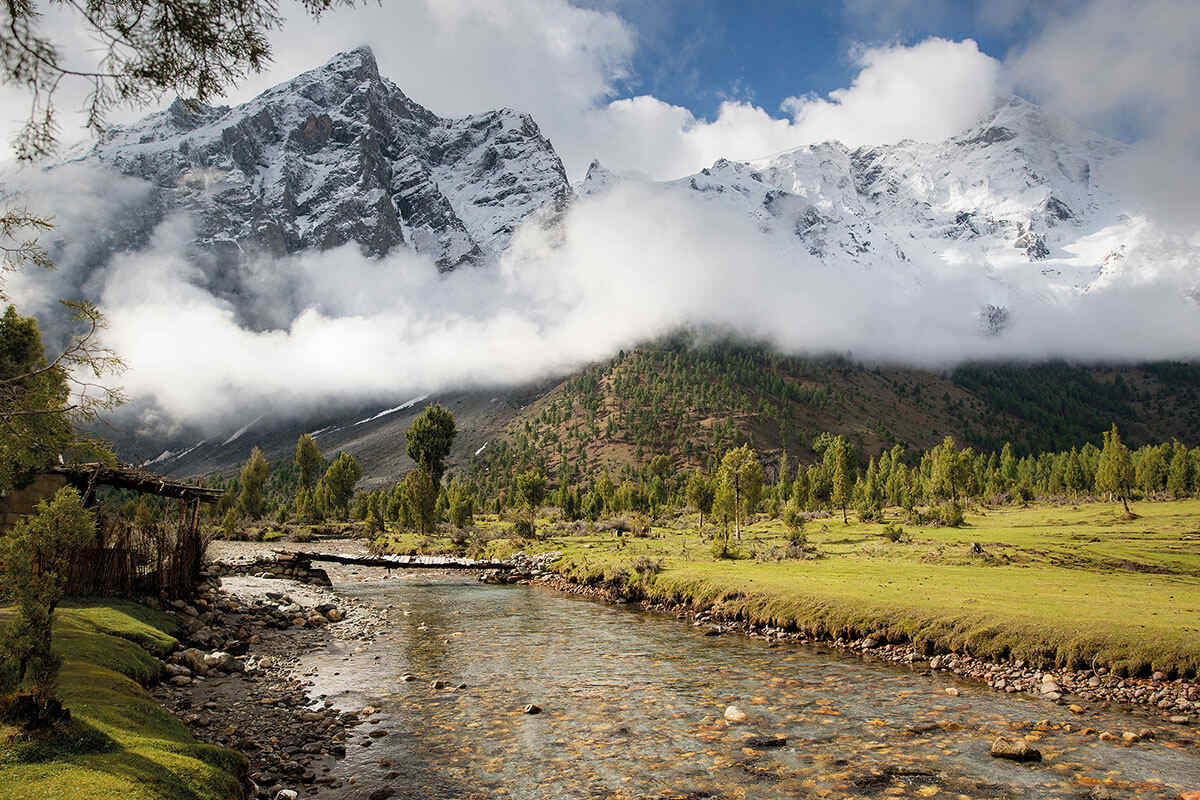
(279, 551), (513, 571)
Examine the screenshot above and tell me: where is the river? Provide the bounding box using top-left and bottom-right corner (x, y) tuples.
(297, 571), (1200, 799)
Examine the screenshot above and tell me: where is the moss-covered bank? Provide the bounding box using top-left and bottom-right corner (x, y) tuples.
(0, 600), (247, 800)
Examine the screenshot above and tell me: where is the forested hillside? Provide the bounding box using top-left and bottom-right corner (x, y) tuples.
(466, 336), (1200, 498)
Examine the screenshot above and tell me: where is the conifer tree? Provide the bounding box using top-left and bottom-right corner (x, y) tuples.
(237, 447), (269, 519)
(295, 433), (322, 488)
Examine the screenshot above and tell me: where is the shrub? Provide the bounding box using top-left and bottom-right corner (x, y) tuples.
(936, 501), (965, 528)
(291, 527), (316, 544)
(631, 556), (663, 579)
(511, 519), (534, 539)
(0, 487), (95, 726)
(881, 522), (908, 542)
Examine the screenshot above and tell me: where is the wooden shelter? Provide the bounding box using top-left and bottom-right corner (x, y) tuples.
(1, 462), (223, 598)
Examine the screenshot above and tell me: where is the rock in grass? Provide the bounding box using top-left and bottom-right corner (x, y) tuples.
(990, 736), (1042, 762)
(724, 705), (748, 723)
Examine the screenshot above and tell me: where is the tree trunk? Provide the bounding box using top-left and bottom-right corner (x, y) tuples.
(842, 504), (848, 525)
(1121, 494), (1131, 514)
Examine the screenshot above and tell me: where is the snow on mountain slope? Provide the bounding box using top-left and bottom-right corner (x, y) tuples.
(580, 96), (1185, 312)
(66, 47), (570, 273)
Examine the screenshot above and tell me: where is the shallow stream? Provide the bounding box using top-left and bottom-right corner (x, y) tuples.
(300, 573), (1200, 799)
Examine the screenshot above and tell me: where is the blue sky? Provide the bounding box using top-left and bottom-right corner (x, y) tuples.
(582, 0), (1041, 120)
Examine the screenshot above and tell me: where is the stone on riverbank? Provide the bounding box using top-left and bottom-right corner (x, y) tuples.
(990, 737), (1041, 762)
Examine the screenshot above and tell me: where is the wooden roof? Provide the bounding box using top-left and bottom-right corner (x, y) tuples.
(52, 463), (224, 502)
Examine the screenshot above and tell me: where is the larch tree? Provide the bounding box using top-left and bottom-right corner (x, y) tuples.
(685, 469), (715, 534)
(1096, 424), (1135, 514)
(830, 436), (851, 524)
(716, 445), (763, 540)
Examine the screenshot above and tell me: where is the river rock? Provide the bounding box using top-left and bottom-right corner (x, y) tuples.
(744, 735), (787, 748)
(523, 704), (542, 715)
(164, 663), (192, 678)
(945, 687), (960, 697)
(274, 790), (298, 800)
(990, 737), (1041, 762)
(1178, 791), (1200, 800)
(203, 651), (236, 672)
(368, 789), (396, 800)
(176, 648), (209, 674)
(724, 705), (748, 723)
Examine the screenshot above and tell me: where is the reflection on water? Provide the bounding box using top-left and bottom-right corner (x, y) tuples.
(300, 574), (1200, 799)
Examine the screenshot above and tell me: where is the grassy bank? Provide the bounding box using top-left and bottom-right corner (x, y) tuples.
(378, 499), (1200, 678)
(0, 600), (246, 800)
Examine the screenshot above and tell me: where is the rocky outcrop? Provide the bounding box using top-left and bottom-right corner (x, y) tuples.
(75, 47), (569, 279)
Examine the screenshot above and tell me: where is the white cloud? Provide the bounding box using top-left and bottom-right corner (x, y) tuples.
(1006, 0), (1200, 226)
(18, 173), (1189, 432)
(1, 1), (1003, 182)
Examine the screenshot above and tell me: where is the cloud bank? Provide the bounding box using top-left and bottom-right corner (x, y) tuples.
(9, 161), (1194, 436)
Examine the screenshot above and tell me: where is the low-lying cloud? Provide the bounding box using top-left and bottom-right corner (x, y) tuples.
(9, 161), (1198, 438)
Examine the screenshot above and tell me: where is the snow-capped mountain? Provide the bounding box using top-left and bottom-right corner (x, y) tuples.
(580, 96), (1178, 308)
(69, 47), (570, 273)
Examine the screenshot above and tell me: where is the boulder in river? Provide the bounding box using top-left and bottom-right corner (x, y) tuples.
(724, 705), (748, 723)
(523, 704), (542, 715)
(990, 736), (1041, 762)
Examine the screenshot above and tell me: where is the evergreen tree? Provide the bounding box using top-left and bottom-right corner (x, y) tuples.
(405, 403), (457, 486)
(1168, 442), (1193, 498)
(0, 487), (95, 722)
(516, 469), (547, 537)
(322, 452), (363, 520)
(237, 447), (269, 519)
(295, 433), (322, 488)
(1064, 448), (1085, 497)
(401, 467), (438, 534)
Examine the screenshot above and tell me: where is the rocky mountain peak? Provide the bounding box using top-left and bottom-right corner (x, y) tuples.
(63, 48), (572, 317)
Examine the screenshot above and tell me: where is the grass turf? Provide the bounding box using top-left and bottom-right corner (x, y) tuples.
(378, 498), (1200, 678)
(0, 600), (246, 800)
